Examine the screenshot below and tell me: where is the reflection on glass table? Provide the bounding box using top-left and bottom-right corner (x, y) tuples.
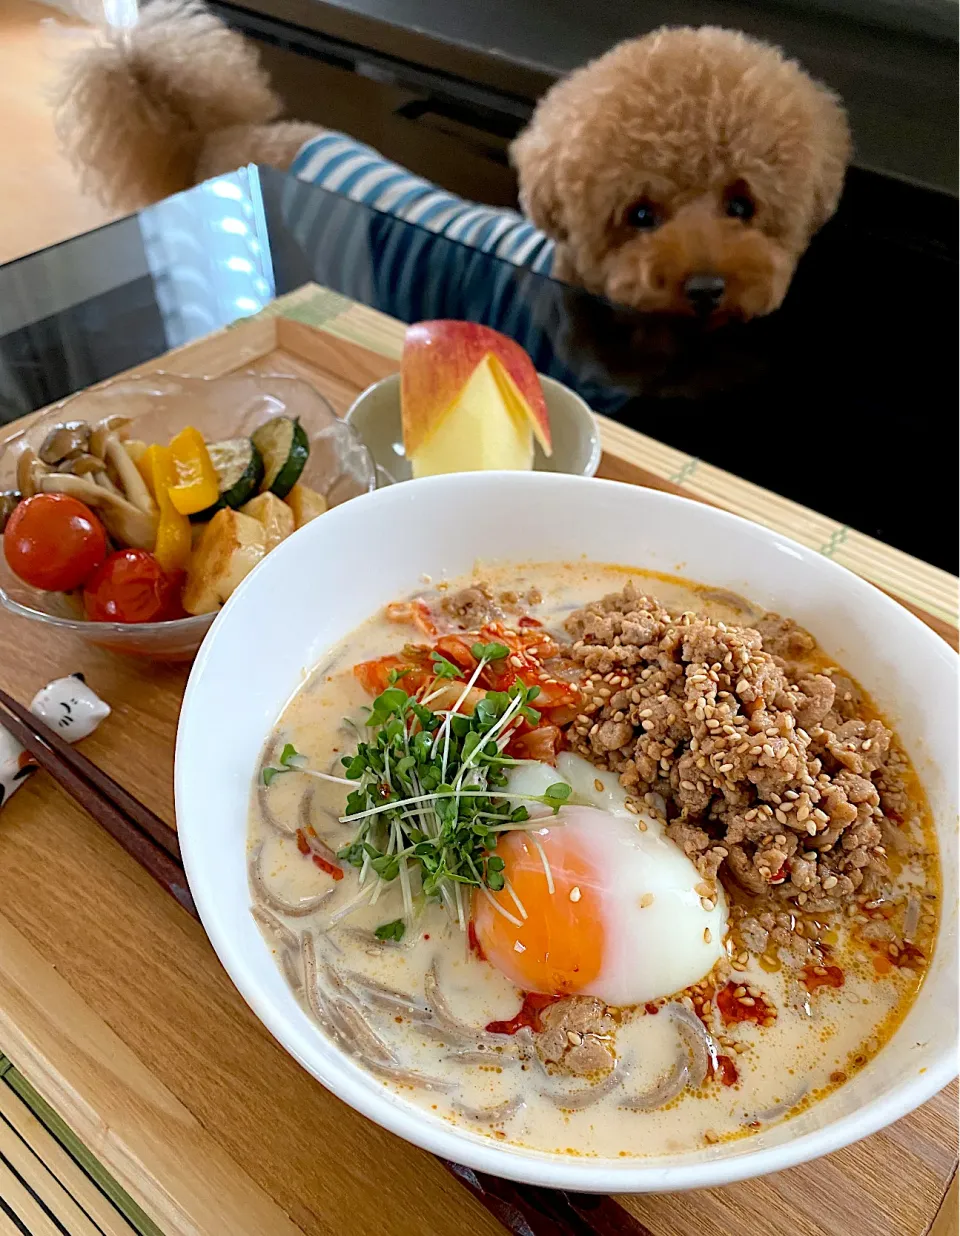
(0, 164), (955, 570)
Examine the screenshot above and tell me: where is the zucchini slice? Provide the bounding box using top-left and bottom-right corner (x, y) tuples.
(251, 417), (309, 499)
(193, 437), (264, 520)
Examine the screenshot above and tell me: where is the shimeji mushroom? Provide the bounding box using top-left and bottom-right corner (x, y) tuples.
(38, 421), (91, 466)
(38, 472), (159, 549)
(58, 453), (108, 477)
(93, 471), (124, 496)
(16, 449), (54, 499)
(0, 491), (20, 533)
(88, 416), (156, 516)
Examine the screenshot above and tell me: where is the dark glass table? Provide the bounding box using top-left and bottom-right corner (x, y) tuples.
(0, 164), (955, 571)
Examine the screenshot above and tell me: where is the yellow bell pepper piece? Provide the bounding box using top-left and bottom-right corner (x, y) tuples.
(136, 445), (157, 498)
(141, 443), (192, 572)
(166, 426), (220, 515)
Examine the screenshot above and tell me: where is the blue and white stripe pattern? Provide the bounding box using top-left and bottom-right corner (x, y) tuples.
(290, 133), (555, 276)
(281, 132), (629, 414)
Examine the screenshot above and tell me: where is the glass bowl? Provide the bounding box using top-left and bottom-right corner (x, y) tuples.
(0, 372), (376, 660)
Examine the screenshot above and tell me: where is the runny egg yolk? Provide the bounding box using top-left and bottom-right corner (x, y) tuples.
(473, 826), (606, 997)
(472, 803), (728, 1006)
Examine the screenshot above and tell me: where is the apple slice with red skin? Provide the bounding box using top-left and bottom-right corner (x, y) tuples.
(401, 321), (552, 458)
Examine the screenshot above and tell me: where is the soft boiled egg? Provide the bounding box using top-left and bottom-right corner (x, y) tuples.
(471, 753), (726, 1006)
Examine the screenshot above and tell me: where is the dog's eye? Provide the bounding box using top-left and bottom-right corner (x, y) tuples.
(725, 193), (756, 222)
(625, 200), (660, 230)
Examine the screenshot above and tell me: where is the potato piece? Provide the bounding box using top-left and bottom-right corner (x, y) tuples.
(285, 482), (327, 529)
(240, 490), (295, 551)
(182, 508), (266, 615)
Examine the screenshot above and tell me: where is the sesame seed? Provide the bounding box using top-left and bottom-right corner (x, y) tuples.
(594, 779), (604, 793)
(704, 928), (712, 944)
(640, 893), (655, 909)
(569, 886), (582, 903)
(700, 897), (714, 913)
(567, 1031), (583, 1046)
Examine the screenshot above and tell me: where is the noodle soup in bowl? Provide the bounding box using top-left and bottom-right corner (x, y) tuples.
(175, 473), (957, 1192)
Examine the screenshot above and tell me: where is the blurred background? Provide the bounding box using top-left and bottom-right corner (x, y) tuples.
(3, 0), (956, 266)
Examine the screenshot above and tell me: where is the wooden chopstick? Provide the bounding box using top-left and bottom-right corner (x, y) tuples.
(445, 1162), (653, 1235)
(0, 689), (197, 919)
(0, 689), (648, 1236)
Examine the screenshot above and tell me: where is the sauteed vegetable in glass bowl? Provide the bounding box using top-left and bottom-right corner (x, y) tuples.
(0, 372), (376, 659)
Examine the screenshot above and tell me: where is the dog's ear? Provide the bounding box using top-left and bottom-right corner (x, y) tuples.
(808, 87), (853, 234)
(510, 126), (568, 243)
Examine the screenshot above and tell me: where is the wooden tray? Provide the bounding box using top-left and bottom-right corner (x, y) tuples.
(0, 310), (955, 1236)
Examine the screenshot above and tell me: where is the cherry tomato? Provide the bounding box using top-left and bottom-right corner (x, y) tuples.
(83, 549), (182, 624)
(3, 493), (108, 592)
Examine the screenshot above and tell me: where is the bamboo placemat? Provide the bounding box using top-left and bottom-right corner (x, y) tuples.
(0, 1055), (157, 1236)
(0, 289), (955, 1236)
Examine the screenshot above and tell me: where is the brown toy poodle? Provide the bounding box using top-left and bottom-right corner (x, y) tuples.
(55, 3), (850, 323)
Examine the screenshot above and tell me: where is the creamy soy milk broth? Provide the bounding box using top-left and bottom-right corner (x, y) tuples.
(248, 563), (938, 1158)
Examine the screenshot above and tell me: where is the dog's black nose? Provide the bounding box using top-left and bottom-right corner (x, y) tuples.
(684, 273), (726, 314)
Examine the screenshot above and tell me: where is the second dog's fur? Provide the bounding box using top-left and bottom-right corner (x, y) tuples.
(56, 4), (850, 321)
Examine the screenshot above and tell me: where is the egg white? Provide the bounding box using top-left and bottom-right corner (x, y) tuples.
(505, 754), (727, 1005)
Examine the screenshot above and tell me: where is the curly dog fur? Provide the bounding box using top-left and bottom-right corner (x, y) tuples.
(56, 4), (850, 320)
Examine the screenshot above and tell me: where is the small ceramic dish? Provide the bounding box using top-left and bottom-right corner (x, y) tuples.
(344, 372), (601, 483)
(0, 372), (376, 659)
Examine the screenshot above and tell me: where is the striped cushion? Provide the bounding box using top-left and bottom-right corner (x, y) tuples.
(290, 133), (555, 276)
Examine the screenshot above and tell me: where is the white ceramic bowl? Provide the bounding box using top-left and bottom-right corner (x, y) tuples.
(344, 372), (602, 482)
(175, 473), (958, 1193)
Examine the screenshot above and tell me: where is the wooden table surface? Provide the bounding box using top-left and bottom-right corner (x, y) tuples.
(0, 313), (955, 1236)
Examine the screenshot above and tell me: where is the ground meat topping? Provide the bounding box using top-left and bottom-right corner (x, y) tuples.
(440, 582), (542, 629)
(563, 583), (898, 914)
(535, 997), (616, 1076)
